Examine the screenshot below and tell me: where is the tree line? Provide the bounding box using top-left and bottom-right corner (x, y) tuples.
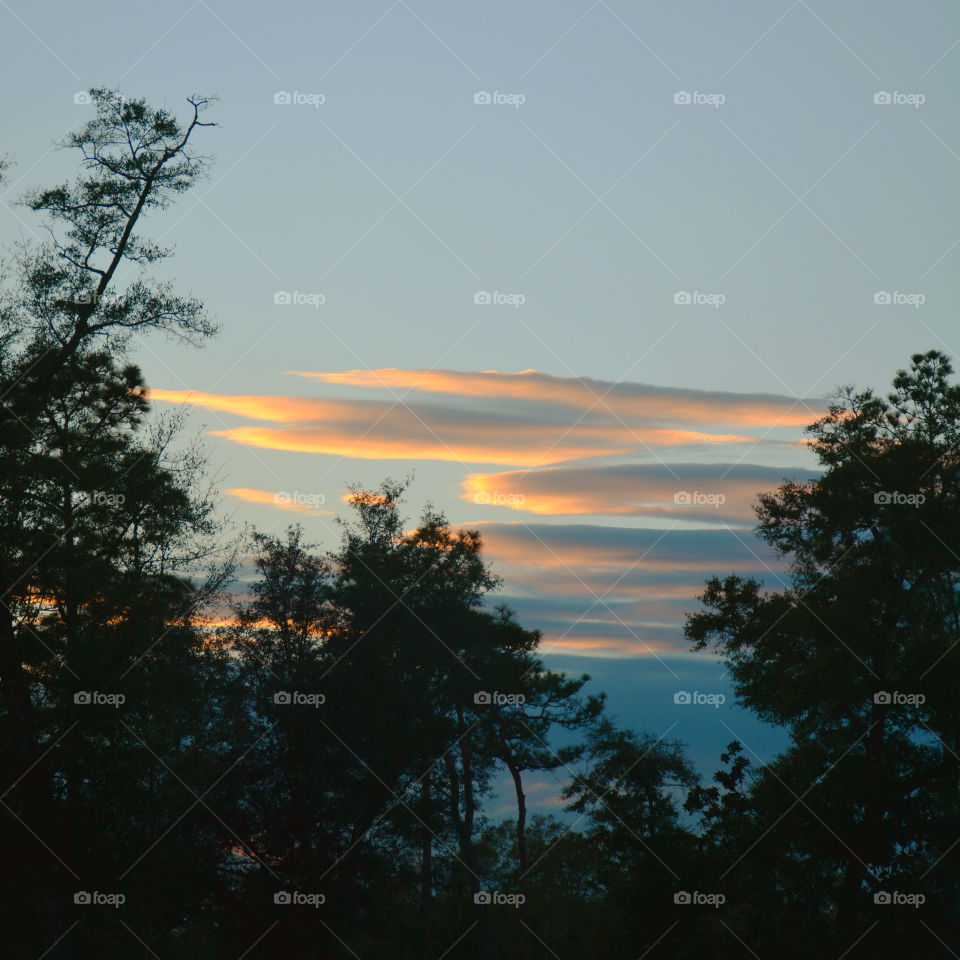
(1, 89), (958, 960)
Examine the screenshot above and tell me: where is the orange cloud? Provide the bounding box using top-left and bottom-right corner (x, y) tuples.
(290, 368), (823, 428)
(462, 463), (818, 520)
(227, 487), (331, 516)
(150, 376), (799, 468)
(149, 389), (324, 422)
(538, 635), (683, 656)
(211, 424), (755, 465)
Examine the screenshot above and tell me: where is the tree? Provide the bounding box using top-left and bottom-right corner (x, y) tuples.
(562, 718), (700, 958)
(475, 631), (604, 960)
(0, 349), (234, 959)
(685, 351), (960, 957)
(1, 88), (215, 427)
(0, 89), (223, 960)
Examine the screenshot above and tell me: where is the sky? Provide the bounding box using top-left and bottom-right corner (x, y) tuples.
(2, 0), (959, 783)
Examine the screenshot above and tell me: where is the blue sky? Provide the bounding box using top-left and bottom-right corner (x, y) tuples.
(2, 0), (958, 776)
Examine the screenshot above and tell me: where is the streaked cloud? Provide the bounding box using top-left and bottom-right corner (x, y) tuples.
(475, 522), (784, 574)
(227, 487), (331, 516)
(463, 462), (820, 521)
(291, 368), (824, 427)
(152, 372), (819, 658)
(150, 389), (325, 422)
(469, 522), (788, 657)
(151, 385), (763, 466)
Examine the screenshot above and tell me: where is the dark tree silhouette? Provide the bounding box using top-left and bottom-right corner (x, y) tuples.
(685, 351), (960, 957)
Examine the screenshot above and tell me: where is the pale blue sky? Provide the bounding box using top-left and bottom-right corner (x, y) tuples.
(2, 0), (957, 773)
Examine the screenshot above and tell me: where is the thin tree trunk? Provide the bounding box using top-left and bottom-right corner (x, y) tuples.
(443, 741), (491, 960)
(506, 759), (534, 960)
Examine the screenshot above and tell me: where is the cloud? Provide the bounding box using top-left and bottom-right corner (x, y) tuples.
(463, 462), (820, 520)
(474, 521), (784, 574)
(227, 487), (331, 516)
(152, 372), (818, 658)
(151, 387), (762, 466)
(469, 523), (787, 657)
(290, 368), (824, 427)
(149, 389), (326, 422)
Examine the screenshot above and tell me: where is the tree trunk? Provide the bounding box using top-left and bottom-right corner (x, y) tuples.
(506, 759), (534, 960)
(443, 738), (491, 960)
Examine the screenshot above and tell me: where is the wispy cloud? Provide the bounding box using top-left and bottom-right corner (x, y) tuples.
(466, 522), (787, 657)
(290, 368), (824, 427)
(150, 368), (817, 467)
(463, 462), (820, 520)
(227, 487), (331, 516)
(152, 371), (816, 658)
